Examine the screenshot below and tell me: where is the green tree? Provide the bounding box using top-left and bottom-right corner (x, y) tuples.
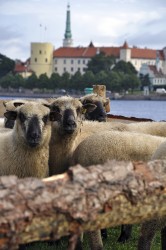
(0, 54), (15, 77)
(113, 61), (137, 75)
(70, 71), (83, 89)
(37, 73), (49, 89)
(121, 74), (140, 92)
(139, 73), (151, 89)
(86, 52), (115, 74)
(60, 72), (71, 89)
(25, 73), (38, 89)
(0, 73), (25, 89)
(49, 73), (61, 89)
(82, 70), (95, 89)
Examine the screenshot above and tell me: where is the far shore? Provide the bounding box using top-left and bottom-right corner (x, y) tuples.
(0, 91), (166, 101)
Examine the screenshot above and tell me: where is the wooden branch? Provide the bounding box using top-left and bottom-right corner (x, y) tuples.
(0, 160), (166, 249)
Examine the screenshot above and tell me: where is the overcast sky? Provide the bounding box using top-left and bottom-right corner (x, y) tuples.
(0, 0), (166, 61)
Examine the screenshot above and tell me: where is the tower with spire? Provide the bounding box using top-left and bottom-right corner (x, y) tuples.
(63, 3), (73, 47)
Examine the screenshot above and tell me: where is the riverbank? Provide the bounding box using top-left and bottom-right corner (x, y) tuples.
(1, 91), (166, 101)
(110, 93), (166, 101)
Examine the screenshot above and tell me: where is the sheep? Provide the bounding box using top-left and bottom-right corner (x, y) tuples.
(49, 96), (130, 176)
(70, 130), (166, 248)
(126, 121), (166, 137)
(48, 96), (166, 249)
(0, 101), (59, 178)
(137, 141), (166, 250)
(79, 93), (109, 122)
(2, 98), (49, 129)
(71, 130), (166, 167)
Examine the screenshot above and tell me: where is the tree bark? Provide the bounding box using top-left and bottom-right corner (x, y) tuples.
(0, 160), (166, 249)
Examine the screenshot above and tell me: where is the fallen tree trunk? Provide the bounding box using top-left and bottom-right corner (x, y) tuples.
(0, 160), (166, 249)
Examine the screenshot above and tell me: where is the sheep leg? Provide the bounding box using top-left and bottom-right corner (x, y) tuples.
(117, 224), (132, 243)
(161, 226), (166, 250)
(87, 230), (103, 250)
(101, 228), (108, 239)
(137, 221), (157, 250)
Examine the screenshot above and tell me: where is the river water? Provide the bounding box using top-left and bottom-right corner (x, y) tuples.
(109, 100), (166, 121)
(0, 96), (166, 121)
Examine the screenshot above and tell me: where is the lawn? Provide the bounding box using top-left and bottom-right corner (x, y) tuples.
(22, 224), (161, 249)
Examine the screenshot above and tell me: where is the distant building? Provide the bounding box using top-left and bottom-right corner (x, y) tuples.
(29, 42), (54, 77)
(14, 59), (33, 78)
(14, 3), (166, 85)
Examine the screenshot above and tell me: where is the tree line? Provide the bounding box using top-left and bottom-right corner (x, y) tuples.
(0, 52), (151, 92)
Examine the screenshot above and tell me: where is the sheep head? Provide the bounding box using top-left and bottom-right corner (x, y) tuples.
(4, 102), (59, 148)
(80, 94), (108, 122)
(50, 96), (96, 135)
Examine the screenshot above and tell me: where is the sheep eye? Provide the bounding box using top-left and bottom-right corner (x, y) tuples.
(19, 112), (26, 123)
(42, 115), (49, 124)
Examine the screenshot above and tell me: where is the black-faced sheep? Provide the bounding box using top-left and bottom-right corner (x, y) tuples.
(2, 98), (49, 129)
(0, 101), (58, 178)
(79, 93), (109, 122)
(48, 96), (131, 175)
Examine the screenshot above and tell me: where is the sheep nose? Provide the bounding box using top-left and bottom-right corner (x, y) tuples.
(30, 131), (40, 139)
(66, 117), (76, 126)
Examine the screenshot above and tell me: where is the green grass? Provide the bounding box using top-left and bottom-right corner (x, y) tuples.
(23, 225), (161, 250)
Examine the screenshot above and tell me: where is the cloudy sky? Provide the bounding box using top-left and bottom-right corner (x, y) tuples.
(0, 0), (166, 61)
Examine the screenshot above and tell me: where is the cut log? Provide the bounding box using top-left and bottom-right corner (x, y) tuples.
(0, 160), (166, 249)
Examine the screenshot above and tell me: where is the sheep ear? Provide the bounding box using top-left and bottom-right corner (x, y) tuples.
(49, 111), (62, 121)
(82, 103), (97, 113)
(43, 103), (51, 109)
(4, 111), (17, 120)
(13, 102), (25, 108)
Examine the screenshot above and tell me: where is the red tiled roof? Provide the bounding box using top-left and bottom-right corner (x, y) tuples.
(149, 65), (165, 77)
(53, 46), (120, 58)
(121, 41), (129, 49)
(131, 48), (164, 60)
(53, 45), (164, 60)
(14, 63), (32, 73)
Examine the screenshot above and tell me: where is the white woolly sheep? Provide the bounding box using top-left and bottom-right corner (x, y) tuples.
(0, 101), (58, 178)
(126, 121), (166, 137)
(71, 130), (166, 167)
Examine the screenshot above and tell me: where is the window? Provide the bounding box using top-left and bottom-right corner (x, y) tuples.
(78, 60), (80, 64)
(64, 67), (66, 72)
(35, 58), (37, 62)
(71, 67), (74, 72)
(54, 59), (57, 64)
(83, 60), (86, 64)
(78, 67), (80, 71)
(71, 59), (74, 64)
(64, 59), (66, 64)
(39, 50), (42, 54)
(55, 67), (57, 72)
(45, 58), (48, 63)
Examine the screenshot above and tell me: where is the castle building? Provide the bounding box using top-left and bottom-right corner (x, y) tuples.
(15, 3), (166, 88)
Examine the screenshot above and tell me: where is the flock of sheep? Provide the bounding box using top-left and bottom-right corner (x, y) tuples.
(0, 93), (166, 250)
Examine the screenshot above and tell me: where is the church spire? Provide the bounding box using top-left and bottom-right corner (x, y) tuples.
(63, 3), (73, 47)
